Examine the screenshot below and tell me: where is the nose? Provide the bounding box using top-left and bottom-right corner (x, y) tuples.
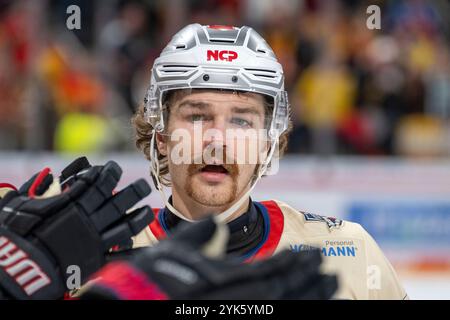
(203, 116), (227, 146)
(201, 117), (229, 163)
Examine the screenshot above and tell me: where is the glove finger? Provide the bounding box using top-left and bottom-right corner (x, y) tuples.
(211, 249), (322, 293)
(226, 249), (308, 282)
(18, 172), (39, 194)
(193, 260), (302, 299)
(59, 156), (92, 188)
(89, 179), (151, 231)
(196, 249), (299, 290)
(122, 205), (154, 235)
(19, 168), (53, 197)
(100, 205), (154, 251)
(170, 217), (217, 250)
(214, 251), (324, 300)
(92, 161), (123, 198)
(31, 169), (54, 197)
(76, 161), (122, 194)
(259, 250), (328, 299)
(66, 166), (102, 201)
(71, 162), (122, 214)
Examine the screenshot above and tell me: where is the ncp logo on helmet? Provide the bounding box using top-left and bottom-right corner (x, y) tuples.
(206, 50), (238, 62)
(142, 24), (290, 223)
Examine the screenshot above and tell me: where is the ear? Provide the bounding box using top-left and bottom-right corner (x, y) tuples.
(156, 132), (168, 156)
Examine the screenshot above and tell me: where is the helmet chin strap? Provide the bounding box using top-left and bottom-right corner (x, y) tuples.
(149, 131), (278, 224)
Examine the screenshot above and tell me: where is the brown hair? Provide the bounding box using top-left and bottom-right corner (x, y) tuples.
(132, 89), (292, 186)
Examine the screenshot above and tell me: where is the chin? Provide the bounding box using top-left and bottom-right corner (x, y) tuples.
(191, 185), (235, 207)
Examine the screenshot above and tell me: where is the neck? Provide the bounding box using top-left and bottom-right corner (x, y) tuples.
(171, 188), (250, 223)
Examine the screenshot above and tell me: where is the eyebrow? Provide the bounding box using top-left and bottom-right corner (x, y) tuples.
(177, 100), (212, 111)
(177, 100), (263, 117)
(231, 106), (263, 117)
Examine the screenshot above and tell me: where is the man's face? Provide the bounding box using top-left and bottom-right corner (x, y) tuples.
(157, 90), (268, 211)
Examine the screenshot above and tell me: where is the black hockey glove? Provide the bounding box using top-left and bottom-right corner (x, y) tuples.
(82, 218), (338, 300)
(0, 161), (153, 300)
(18, 156), (92, 197)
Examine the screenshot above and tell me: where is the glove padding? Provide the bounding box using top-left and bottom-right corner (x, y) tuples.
(82, 218), (338, 300)
(0, 161), (153, 300)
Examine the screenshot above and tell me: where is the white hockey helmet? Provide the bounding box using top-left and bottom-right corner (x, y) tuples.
(144, 23), (289, 141)
(144, 24), (290, 222)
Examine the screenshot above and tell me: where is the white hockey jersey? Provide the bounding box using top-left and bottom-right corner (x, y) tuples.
(133, 199), (408, 300)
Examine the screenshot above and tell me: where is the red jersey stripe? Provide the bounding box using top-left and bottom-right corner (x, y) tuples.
(250, 201), (284, 261)
(149, 208), (167, 240)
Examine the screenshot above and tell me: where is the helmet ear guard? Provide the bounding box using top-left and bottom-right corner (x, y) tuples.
(144, 24), (290, 222)
(144, 81), (165, 133)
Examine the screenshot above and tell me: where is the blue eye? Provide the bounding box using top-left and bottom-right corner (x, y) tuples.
(231, 117), (252, 128)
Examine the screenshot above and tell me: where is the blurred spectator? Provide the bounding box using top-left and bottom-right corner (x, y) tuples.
(394, 114), (449, 157)
(0, 0), (448, 158)
(0, 1), (31, 149)
(425, 41), (450, 119)
(98, 0), (159, 113)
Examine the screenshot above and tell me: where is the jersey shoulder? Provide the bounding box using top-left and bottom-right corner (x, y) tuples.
(269, 199), (407, 300)
(269, 199), (366, 238)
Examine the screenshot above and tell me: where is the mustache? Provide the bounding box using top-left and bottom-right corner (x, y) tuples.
(187, 145), (240, 177)
(189, 145), (236, 165)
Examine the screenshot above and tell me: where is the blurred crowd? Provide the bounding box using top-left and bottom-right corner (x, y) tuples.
(0, 0), (449, 157)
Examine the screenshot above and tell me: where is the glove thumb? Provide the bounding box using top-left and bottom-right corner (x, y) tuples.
(171, 217), (229, 258)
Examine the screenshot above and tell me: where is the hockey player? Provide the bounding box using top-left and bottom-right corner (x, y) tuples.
(131, 24), (408, 300)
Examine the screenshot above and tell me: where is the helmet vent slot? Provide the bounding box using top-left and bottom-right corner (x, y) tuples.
(159, 65), (197, 75)
(162, 65), (196, 68)
(209, 39), (235, 44)
(244, 68), (276, 73)
(253, 74), (276, 78)
(244, 68), (278, 80)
